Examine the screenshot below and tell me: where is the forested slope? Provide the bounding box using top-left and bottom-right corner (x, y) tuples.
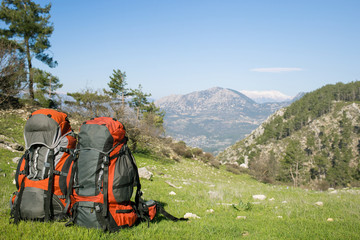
(218, 81), (360, 189)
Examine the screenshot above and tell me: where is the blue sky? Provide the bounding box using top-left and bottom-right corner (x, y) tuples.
(30, 0), (360, 99)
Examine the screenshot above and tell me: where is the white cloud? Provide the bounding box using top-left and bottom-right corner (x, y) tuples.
(250, 67), (303, 73)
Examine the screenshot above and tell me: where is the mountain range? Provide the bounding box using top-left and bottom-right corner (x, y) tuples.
(155, 87), (301, 154)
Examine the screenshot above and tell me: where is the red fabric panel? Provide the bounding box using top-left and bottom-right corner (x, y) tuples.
(109, 203), (138, 227)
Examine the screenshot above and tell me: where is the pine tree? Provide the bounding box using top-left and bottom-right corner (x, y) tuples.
(66, 89), (110, 118)
(280, 140), (306, 186)
(0, 39), (26, 105)
(32, 68), (62, 108)
(129, 84), (151, 119)
(104, 69), (130, 120)
(0, 0), (57, 100)
(105, 69), (129, 104)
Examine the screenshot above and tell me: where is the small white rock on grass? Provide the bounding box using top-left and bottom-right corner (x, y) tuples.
(252, 195), (266, 200)
(206, 209), (214, 213)
(236, 216), (246, 220)
(165, 181), (182, 189)
(184, 213), (200, 219)
(169, 191), (176, 195)
(138, 167), (153, 180)
(315, 201), (324, 206)
(327, 218), (334, 222)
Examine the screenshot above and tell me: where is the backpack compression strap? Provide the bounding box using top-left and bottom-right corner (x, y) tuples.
(12, 180), (25, 224)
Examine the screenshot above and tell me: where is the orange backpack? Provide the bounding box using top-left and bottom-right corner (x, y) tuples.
(10, 109), (77, 222)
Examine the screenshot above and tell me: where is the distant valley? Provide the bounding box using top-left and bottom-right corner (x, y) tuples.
(155, 87), (301, 154)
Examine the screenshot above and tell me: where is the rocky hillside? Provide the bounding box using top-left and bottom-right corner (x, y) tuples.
(0, 106), (219, 166)
(217, 82), (360, 188)
(155, 87), (293, 154)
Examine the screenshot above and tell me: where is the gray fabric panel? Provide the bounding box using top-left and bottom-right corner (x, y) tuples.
(113, 151), (135, 203)
(78, 124), (113, 151)
(28, 146), (49, 180)
(54, 134), (70, 167)
(52, 194), (65, 216)
(77, 149), (100, 196)
(18, 188), (65, 220)
(20, 187), (45, 219)
(24, 114), (60, 149)
(77, 124), (113, 196)
(76, 205), (102, 229)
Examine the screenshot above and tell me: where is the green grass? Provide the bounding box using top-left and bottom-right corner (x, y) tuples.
(0, 113), (360, 239)
(1, 151), (360, 239)
(0, 113), (26, 145)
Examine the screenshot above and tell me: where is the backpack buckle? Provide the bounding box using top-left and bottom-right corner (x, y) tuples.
(103, 156), (109, 165)
(95, 205), (101, 213)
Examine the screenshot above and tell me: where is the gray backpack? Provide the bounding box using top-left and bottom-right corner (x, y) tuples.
(11, 109), (76, 223)
(67, 117), (142, 231)
(66, 117), (186, 232)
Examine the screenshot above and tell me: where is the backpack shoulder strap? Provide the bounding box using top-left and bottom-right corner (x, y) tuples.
(10, 150), (30, 224)
(126, 145), (142, 207)
(156, 203), (188, 222)
(63, 150), (77, 215)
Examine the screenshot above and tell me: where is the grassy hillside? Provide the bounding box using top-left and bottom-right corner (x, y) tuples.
(1, 112), (360, 239)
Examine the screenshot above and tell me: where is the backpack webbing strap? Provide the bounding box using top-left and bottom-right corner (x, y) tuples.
(63, 158), (77, 215)
(102, 155), (110, 217)
(11, 179), (25, 224)
(156, 204), (188, 222)
(101, 138), (129, 218)
(23, 150), (30, 175)
(65, 202), (78, 227)
(95, 203), (110, 231)
(44, 149), (55, 222)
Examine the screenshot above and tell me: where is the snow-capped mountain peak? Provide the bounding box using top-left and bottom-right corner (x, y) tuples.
(239, 90), (293, 103)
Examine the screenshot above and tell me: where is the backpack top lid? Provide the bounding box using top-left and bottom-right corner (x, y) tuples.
(24, 109), (72, 149)
(84, 117), (125, 141)
(79, 117), (126, 152)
